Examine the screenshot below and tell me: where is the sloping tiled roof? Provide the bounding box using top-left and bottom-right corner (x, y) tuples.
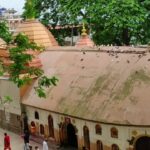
(14, 20), (59, 48)
(22, 46), (150, 125)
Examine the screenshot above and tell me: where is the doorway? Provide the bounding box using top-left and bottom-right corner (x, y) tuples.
(48, 115), (54, 138)
(83, 125), (90, 150)
(60, 122), (78, 149)
(67, 123), (78, 148)
(135, 136), (150, 150)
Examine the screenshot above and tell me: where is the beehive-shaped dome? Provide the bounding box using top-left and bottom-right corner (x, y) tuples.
(0, 47), (42, 69)
(14, 20), (59, 48)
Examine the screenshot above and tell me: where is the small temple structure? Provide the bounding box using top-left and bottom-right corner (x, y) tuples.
(76, 23), (94, 47)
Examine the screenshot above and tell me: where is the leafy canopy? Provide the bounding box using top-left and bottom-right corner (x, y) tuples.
(0, 22), (58, 98)
(31, 0), (150, 45)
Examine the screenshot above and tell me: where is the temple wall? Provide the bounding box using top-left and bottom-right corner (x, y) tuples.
(0, 78), (21, 133)
(25, 106), (150, 150)
(0, 78), (21, 115)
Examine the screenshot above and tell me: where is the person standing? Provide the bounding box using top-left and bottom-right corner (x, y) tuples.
(4, 133), (11, 150)
(42, 139), (48, 150)
(24, 130), (30, 150)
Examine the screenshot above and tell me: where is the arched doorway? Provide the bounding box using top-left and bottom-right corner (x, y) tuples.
(59, 122), (78, 148)
(40, 124), (45, 135)
(135, 136), (150, 150)
(97, 140), (103, 150)
(83, 125), (90, 150)
(67, 123), (78, 148)
(112, 144), (119, 150)
(48, 115), (54, 138)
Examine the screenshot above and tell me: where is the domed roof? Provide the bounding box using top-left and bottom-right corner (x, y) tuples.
(0, 38), (7, 48)
(14, 20), (59, 48)
(22, 46), (150, 126)
(0, 48), (42, 68)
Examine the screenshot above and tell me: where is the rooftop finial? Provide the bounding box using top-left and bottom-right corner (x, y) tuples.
(81, 22), (87, 36)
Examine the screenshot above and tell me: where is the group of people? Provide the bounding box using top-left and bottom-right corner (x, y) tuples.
(4, 132), (49, 150)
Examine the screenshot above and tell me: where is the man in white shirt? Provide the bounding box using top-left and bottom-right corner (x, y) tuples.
(42, 139), (49, 150)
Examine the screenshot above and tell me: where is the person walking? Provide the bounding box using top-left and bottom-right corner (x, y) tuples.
(4, 133), (11, 150)
(24, 130), (30, 150)
(42, 139), (48, 150)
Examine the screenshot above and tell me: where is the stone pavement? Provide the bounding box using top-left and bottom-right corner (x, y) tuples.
(0, 128), (78, 150)
(0, 128), (47, 150)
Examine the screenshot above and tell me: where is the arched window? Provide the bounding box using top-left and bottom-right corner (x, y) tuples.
(111, 127), (118, 138)
(35, 111), (39, 120)
(31, 121), (35, 127)
(95, 124), (102, 135)
(97, 140), (103, 150)
(30, 121), (36, 134)
(83, 125), (90, 150)
(112, 144), (119, 150)
(40, 124), (44, 135)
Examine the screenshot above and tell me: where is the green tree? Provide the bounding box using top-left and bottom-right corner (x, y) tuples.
(0, 23), (58, 98)
(33, 0), (149, 45)
(22, 0), (37, 19)
(0, 21), (12, 43)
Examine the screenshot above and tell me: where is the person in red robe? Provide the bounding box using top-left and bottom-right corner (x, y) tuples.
(4, 133), (11, 150)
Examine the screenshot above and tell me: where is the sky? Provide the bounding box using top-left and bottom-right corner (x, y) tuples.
(0, 0), (25, 14)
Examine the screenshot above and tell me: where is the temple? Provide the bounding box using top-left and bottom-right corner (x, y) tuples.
(0, 19), (150, 150)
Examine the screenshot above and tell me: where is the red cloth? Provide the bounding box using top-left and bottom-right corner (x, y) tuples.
(4, 135), (11, 150)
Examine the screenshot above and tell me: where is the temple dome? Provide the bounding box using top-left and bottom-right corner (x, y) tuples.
(14, 20), (59, 48)
(0, 47), (42, 69)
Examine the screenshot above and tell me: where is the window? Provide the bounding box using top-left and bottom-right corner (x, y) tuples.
(40, 124), (44, 135)
(111, 127), (118, 138)
(31, 121), (35, 127)
(95, 124), (102, 135)
(112, 144), (119, 150)
(35, 111), (39, 120)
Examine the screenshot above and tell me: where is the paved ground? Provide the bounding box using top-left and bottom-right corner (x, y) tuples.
(0, 128), (77, 150)
(0, 128), (44, 150)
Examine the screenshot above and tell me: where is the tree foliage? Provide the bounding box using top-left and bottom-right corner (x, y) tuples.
(22, 0), (37, 19)
(0, 21), (12, 43)
(31, 0), (150, 45)
(0, 22), (58, 98)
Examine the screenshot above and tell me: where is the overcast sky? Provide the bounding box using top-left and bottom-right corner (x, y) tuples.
(0, 0), (25, 14)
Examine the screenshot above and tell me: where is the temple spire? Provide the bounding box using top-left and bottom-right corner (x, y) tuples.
(81, 23), (87, 36)
(75, 23), (94, 47)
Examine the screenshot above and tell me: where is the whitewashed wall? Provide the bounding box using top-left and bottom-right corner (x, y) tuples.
(26, 106), (150, 150)
(0, 78), (21, 115)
